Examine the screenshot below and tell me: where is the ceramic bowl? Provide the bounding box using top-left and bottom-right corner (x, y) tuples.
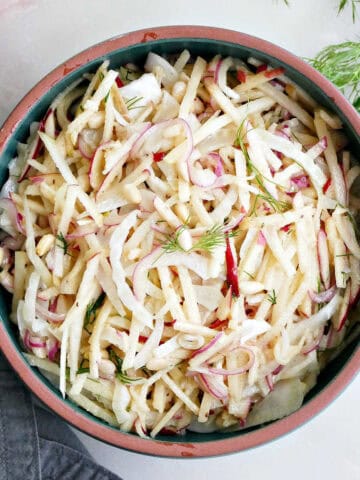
(0, 26), (359, 457)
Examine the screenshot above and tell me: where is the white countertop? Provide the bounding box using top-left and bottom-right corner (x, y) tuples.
(0, 1), (359, 478)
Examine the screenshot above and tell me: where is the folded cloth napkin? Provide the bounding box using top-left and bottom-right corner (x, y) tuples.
(0, 351), (122, 480)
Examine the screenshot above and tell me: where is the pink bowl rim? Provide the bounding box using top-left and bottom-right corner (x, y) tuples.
(0, 25), (359, 458)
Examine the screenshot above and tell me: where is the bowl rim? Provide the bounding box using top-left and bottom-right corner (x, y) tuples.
(0, 25), (359, 458)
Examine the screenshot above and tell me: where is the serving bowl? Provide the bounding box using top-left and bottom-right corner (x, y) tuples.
(0, 25), (359, 457)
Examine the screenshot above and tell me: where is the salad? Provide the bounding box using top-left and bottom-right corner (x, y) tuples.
(0, 50), (359, 437)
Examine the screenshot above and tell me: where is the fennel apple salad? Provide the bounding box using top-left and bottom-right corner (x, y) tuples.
(0, 50), (359, 438)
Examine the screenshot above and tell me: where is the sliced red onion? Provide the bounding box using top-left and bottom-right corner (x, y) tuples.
(129, 122), (153, 159)
(257, 230), (267, 246)
(301, 327), (324, 355)
(275, 127), (291, 140)
(66, 223), (99, 239)
(265, 374), (274, 392)
(16, 212), (26, 234)
(36, 302), (65, 323)
(24, 329), (46, 349)
(272, 365), (283, 375)
(198, 373), (228, 400)
(290, 174), (310, 189)
(206, 347), (255, 375)
(307, 136), (328, 159)
(191, 332), (223, 359)
(151, 223), (168, 235)
(223, 214), (245, 233)
(47, 338), (60, 361)
(208, 152), (224, 177)
(308, 285), (337, 304)
(17, 164), (31, 183)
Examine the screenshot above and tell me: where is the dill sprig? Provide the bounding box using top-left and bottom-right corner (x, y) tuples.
(337, 0), (359, 22)
(84, 292), (106, 332)
(56, 232), (72, 256)
(267, 289), (277, 305)
(161, 224), (189, 254)
(161, 223), (239, 254)
(109, 349), (141, 384)
(307, 42), (360, 110)
(125, 96), (145, 111)
(281, 0), (359, 22)
(235, 125), (291, 214)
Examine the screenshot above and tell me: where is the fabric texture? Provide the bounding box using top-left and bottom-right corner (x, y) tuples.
(0, 351), (121, 480)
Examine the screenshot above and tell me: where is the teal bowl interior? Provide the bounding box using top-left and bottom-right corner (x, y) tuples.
(0, 37), (359, 448)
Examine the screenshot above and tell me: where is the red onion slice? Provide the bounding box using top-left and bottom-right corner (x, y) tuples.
(36, 302), (65, 323)
(308, 285), (337, 304)
(301, 327), (324, 355)
(198, 373), (228, 400)
(24, 329), (46, 349)
(191, 332), (223, 359)
(47, 338), (60, 361)
(205, 347), (255, 376)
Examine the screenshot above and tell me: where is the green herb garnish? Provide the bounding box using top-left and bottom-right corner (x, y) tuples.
(161, 223), (240, 254)
(125, 96), (145, 111)
(307, 42), (360, 110)
(235, 125), (290, 215)
(56, 232), (72, 256)
(267, 289), (277, 305)
(109, 349), (140, 384)
(337, 0), (359, 22)
(84, 292), (106, 331)
(281, 0), (358, 22)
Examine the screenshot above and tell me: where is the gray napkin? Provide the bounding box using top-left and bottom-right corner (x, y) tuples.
(0, 351), (122, 480)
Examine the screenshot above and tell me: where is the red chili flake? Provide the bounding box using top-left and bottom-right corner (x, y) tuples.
(280, 224), (291, 232)
(142, 31), (158, 42)
(256, 64), (268, 73)
(209, 319), (228, 330)
(153, 151), (166, 162)
(164, 319), (176, 327)
(115, 76), (124, 88)
(264, 67), (285, 79)
(236, 70), (247, 83)
(225, 237), (240, 297)
(322, 177), (332, 194)
(272, 365), (284, 375)
(138, 335), (148, 343)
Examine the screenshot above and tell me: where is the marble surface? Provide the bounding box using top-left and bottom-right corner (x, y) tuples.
(0, 1), (358, 478)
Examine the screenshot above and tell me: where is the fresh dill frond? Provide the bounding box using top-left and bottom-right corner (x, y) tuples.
(161, 223), (240, 254)
(337, 0), (359, 22)
(109, 349), (140, 384)
(84, 292), (106, 331)
(267, 289), (277, 305)
(192, 224), (239, 252)
(125, 96), (145, 111)
(56, 232), (72, 256)
(161, 224), (189, 253)
(235, 125), (290, 214)
(307, 42), (360, 110)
